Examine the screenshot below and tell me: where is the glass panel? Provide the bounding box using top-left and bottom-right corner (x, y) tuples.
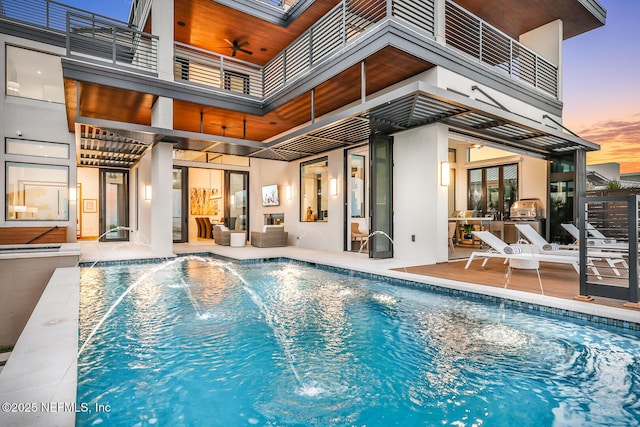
(207, 154), (250, 167)
(350, 154), (365, 218)
(370, 135), (393, 258)
(228, 172), (248, 231)
(468, 169), (482, 213)
(6, 138), (69, 159)
(448, 149), (456, 214)
(6, 162), (68, 220)
(300, 157), (328, 222)
(101, 171), (129, 241)
(485, 167), (499, 216)
(503, 164), (518, 215)
(550, 153), (576, 243)
(173, 150), (250, 166)
(6, 46), (64, 103)
(173, 169), (183, 241)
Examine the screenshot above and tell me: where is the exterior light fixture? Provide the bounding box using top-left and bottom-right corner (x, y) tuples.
(69, 187), (77, 201)
(330, 178), (338, 196)
(285, 185), (292, 201)
(144, 185), (152, 200)
(441, 162), (451, 186)
(230, 194), (236, 206)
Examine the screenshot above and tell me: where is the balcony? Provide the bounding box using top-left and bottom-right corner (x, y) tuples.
(1, 0), (560, 101)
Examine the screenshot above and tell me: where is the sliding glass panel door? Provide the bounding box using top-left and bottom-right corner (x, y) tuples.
(99, 169), (129, 241)
(225, 171), (248, 231)
(369, 135), (393, 259)
(173, 167), (188, 243)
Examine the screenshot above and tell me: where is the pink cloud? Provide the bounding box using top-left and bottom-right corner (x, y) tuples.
(577, 114), (640, 174)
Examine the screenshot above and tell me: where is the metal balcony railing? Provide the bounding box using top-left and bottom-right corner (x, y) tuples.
(263, 0), (435, 98)
(1, 0), (558, 100)
(444, 0), (559, 98)
(174, 43), (263, 98)
(66, 12), (158, 75)
(0, 0), (127, 33)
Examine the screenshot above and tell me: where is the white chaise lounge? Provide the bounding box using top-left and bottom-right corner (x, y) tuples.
(561, 223), (628, 250)
(465, 231), (581, 273)
(518, 223), (628, 276)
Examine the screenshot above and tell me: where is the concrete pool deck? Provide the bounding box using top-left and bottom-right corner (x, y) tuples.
(0, 240), (638, 426)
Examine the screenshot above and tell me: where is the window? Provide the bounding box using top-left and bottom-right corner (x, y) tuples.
(300, 157), (328, 222)
(224, 71), (250, 95)
(350, 154), (365, 217)
(467, 163), (518, 217)
(6, 162), (69, 220)
(5, 45), (64, 103)
(6, 138), (69, 159)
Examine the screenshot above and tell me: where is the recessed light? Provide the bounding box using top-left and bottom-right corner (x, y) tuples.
(37, 70), (42, 74)
(269, 121), (277, 125)
(177, 21), (186, 26)
(260, 47), (267, 52)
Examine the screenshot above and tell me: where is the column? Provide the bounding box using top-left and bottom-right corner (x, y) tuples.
(149, 1), (174, 255)
(150, 141), (173, 256)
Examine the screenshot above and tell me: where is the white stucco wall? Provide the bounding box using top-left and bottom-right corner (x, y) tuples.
(0, 35), (77, 242)
(519, 20), (563, 99)
(393, 123), (450, 265)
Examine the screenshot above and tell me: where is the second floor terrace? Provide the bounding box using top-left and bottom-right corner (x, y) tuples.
(1, 0), (605, 150)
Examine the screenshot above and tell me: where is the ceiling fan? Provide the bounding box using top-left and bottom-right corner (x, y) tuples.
(223, 38), (253, 57)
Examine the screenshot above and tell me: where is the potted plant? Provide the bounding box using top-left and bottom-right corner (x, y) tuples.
(463, 224), (474, 240)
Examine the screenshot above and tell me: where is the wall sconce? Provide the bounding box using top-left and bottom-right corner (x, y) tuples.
(230, 194), (236, 206)
(330, 178), (338, 196)
(69, 187), (77, 201)
(285, 185), (292, 201)
(441, 162), (451, 186)
(144, 185), (152, 200)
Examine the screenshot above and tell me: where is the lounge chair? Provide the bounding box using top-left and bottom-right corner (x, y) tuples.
(465, 231), (582, 274)
(515, 223), (577, 254)
(517, 223), (628, 276)
(561, 223), (627, 250)
(584, 222), (630, 250)
(560, 223), (629, 275)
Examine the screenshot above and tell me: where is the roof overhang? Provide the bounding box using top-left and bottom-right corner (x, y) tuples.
(74, 81), (598, 166)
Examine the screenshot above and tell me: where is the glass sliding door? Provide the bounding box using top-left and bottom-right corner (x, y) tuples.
(173, 167), (188, 243)
(369, 135), (393, 259)
(99, 170), (129, 241)
(225, 171), (248, 231)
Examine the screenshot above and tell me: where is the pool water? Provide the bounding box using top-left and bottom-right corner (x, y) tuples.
(77, 257), (640, 426)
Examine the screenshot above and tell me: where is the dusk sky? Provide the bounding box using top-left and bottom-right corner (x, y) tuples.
(563, 0), (640, 174)
(64, 0), (638, 173)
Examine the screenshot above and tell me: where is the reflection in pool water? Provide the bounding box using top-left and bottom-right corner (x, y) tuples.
(77, 258), (640, 426)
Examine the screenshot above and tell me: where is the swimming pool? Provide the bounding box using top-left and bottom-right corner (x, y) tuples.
(77, 256), (640, 426)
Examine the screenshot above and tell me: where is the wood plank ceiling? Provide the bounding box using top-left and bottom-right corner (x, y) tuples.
(66, 0), (603, 165)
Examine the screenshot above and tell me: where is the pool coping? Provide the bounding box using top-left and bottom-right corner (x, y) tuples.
(0, 267), (79, 427)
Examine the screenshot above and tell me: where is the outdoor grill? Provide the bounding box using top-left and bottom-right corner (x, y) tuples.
(505, 198), (546, 243)
(510, 198), (545, 220)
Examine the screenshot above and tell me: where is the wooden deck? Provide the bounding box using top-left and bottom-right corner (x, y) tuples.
(398, 252), (639, 312)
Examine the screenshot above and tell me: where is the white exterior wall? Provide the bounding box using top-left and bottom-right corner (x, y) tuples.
(0, 34), (77, 242)
(519, 156), (549, 209)
(77, 167), (99, 238)
(432, 67), (563, 123)
(132, 152), (153, 246)
(393, 123), (450, 265)
(520, 20), (563, 99)
(252, 152), (344, 252)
